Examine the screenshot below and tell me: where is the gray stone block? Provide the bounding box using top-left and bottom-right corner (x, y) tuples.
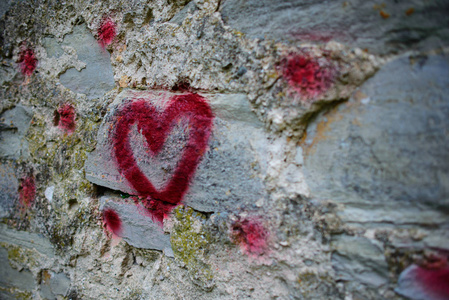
(100, 195), (172, 252)
(303, 54), (449, 225)
(58, 24), (115, 99)
(0, 105), (33, 159)
(331, 235), (388, 287)
(0, 163), (18, 218)
(0, 247), (36, 292)
(0, 223), (56, 258)
(85, 90), (268, 213)
(220, 0), (449, 54)
(0, 0), (13, 19)
(39, 271), (71, 300)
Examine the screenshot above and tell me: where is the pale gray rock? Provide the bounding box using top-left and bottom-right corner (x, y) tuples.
(86, 90), (268, 213)
(100, 195), (172, 252)
(39, 271), (71, 300)
(331, 235), (389, 287)
(304, 54), (449, 225)
(0, 163), (18, 218)
(304, 54), (449, 293)
(58, 24), (115, 99)
(0, 0), (13, 19)
(220, 0), (449, 54)
(0, 105), (33, 159)
(0, 247), (36, 296)
(0, 223), (56, 258)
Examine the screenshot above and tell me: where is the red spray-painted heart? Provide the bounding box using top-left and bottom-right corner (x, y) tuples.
(112, 93), (214, 222)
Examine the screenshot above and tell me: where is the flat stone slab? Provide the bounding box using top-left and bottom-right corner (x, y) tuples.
(331, 235), (388, 288)
(86, 90), (268, 213)
(57, 24), (115, 99)
(303, 54), (449, 225)
(0, 105), (33, 159)
(0, 163), (18, 218)
(99, 195), (172, 252)
(0, 247), (36, 295)
(220, 0), (449, 54)
(0, 223), (56, 258)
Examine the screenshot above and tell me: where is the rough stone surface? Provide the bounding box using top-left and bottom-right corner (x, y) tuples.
(86, 89), (268, 213)
(0, 163), (18, 218)
(0, 105), (33, 159)
(0, 247), (36, 296)
(0, 0), (448, 299)
(55, 24), (115, 99)
(100, 195), (172, 252)
(331, 235), (388, 287)
(221, 0), (449, 54)
(0, 224), (56, 258)
(303, 53), (449, 296)
(303, 54), (449, 219)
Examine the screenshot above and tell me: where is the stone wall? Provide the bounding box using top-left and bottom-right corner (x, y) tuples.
(0, 0), (448, 299)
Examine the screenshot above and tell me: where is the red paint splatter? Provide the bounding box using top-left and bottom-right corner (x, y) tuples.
(282, 54), (335, 100)
(113, 93), (214, 223)
(55, 103), (76, 133)
(396, 256), (449, 300)
(18, 47), (37, 76)
(98, 16), (116, 47)
(230, 217), (269, 256)
(103, 208), (122, 236)
(19, 174), (35, 207)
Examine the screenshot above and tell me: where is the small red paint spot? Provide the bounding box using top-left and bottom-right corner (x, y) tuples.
(19, 174), (35, 207)
(103, 208), (122, 236)
(230, 217), (268, 256)
(18, 47), (37, 76)
(112, 93), (214, 223)
(98, 17), (116, 47)
(56, 103), (76, 133)
(282, 54), (335, 100)
(396, 256), (449, 300)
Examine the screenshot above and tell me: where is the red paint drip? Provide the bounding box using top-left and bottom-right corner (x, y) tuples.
(144, 197), (176, 224)
(103, 208), (122, 236)
(112, 93), (214, 223)
(282, 54), (334, 100)
(19, 175), (35, 207)
(230, 217), (268, 256)
(18, 48), (37, 76)
(56, 103), (76, 133)
(98, 17), (116, 47)
(397, 257), (449, 300)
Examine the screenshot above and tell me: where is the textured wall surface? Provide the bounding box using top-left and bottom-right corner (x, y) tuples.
(0, 0), (448, 299)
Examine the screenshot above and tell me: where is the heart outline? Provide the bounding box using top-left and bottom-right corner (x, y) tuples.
(112, 93), (214, 220)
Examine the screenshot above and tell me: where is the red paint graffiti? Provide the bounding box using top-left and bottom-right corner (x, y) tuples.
(103, 208), (123, 236)
(55, 103), (76, 133)
(230, 217), (269, 256)
(98, 16), (116, 47)
(113, 93), (214, 223)
(397, 256), (449, 300)
(19, 174), (35, 207)
(282, 54), (334, 100)
(18, 47), (37, 76)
